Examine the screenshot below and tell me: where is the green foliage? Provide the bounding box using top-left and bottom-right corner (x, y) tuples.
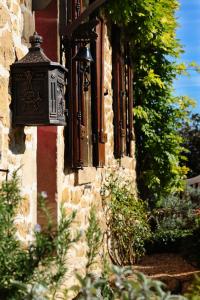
(185, 276), (200, 300)
(152, 196), (193, 244)
(0, 171), (30, 298)
(0, 173), (79, 299)
(102, 172), (151, 265)
(181, 113), (200, 178)
(85, 207), (102, 271)
(0, 174), (193, 299)
(74, 205), (185, 300)
(105, 0), (195, 204)
(29, 203), (79, 298)
(150, 188), (200, 245)
(75, 265), (186, 300)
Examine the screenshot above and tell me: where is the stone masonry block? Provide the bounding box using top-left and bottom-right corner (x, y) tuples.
(0, 30), (15, 68)
(71, 189), (83, 205)
(0, 4), (11, 28)
(62, 187), (71, 204)
(0, 125), (2, 162)
(18, 194), (31, 216)
(21, 6), (34, 43)
(0, 76), (9, 120)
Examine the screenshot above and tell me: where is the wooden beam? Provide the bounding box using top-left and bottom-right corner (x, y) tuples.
(63, 0), (108, 38)
(32, 0), (53, 11)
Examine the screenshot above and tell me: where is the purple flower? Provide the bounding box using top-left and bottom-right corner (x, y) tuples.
(34, 224), (41, 233)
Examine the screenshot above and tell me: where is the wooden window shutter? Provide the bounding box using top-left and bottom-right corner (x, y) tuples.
(112, 26), (126, 158)
(65, 0), (88, 169)
(91, 18), (107, 167)
(124, 43), (134, 157)
(112, 28), (134, 158)
(126, 58), (134, 156)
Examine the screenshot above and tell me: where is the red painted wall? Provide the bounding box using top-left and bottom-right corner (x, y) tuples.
(35, 0), (58, 224)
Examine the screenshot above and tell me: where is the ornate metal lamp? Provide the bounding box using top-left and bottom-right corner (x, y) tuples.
(73, 46), (94, 64)
(73, 45), (94, 92)
(11, 32), (67, 126)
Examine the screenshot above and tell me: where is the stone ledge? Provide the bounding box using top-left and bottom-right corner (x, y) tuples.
(76, 167), (97, 186)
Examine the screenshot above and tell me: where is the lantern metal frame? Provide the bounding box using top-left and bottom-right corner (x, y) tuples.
(11, 32), (68, 126)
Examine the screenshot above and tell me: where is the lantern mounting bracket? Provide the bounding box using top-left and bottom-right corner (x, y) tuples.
(71, 18), (99, 44)
(60, 0), (108, 38)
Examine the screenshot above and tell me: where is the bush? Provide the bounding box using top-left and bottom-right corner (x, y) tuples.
(150, 189), (200, 246)
(0, 173), (189, 299)
(74, 264), (187, 300)
(73, 201), (186, 300)
(0, 172), (79, 299)
(102, 171), (151, 265)
(185, 275), (200, 300)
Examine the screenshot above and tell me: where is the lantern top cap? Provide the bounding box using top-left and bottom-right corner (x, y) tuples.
(29, 32), (43, 49)
(12, 32), (67, 72)
(14, 32), (51, 65)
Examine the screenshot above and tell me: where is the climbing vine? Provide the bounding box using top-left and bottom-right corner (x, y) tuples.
(106, 0), (195, 204)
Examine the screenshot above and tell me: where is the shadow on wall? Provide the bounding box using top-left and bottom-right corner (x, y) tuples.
(8, 64), (26, 155)
(9, 127), (25, 155)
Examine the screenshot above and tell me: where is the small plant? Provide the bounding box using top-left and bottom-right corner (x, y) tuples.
(185, 275), (200, 300)
(0, 171), (31, 299)
(0, 172), (79, 299)
(150, 189), (200, 246)
(75, 264), (187, 299)
(85, 207), (102, 272)
(102, 171), (151, 265)
(73, 202), (186, 300)
(0, 174), (189, 299)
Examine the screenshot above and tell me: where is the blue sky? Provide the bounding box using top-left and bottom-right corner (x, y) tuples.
(174, 0), (200, 113)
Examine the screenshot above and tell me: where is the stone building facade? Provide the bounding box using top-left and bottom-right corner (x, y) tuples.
(0, 0), (136, 284)
(0, 0), (36, 244)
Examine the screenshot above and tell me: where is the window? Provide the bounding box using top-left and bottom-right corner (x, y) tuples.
(64, 0), (106, 169)
(112, 25), (134, 158)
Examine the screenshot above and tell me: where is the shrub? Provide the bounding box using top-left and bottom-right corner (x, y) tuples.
(150, 190), (200, 246)
(102, 171), (151, 265)
(0, 173), (190, 299)
(0, 172), (32, 298)
(0, 172), (79, 299)
(73, 202), (186, 300)
(74, 265), (187, 300)
(185, 275), (200, 300)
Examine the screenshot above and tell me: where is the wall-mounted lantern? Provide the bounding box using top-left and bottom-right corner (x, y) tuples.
(73, 45), (94, 92)
(11, 32), (67, 126)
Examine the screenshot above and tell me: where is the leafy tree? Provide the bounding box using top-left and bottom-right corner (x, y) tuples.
(181, 113), (200, 178)
(106, 0), (194, 204)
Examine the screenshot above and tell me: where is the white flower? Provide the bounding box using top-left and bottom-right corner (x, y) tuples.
(32, 283), (49, 300)
(41, 191), (48, 198)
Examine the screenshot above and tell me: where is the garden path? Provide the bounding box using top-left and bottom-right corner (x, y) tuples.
(133, 253), (200, 294)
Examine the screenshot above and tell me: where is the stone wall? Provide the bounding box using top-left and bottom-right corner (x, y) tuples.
(0, 0), (37, 243)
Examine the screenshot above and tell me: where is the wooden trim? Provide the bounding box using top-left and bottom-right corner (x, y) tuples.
(65, 0), (88, 169)
(112, 26), (122, 158)
(112, 28), (134, 158)
(127, 65), (134, 156)
(91, 18), (106, 167)
(63, 0), (108, 37)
